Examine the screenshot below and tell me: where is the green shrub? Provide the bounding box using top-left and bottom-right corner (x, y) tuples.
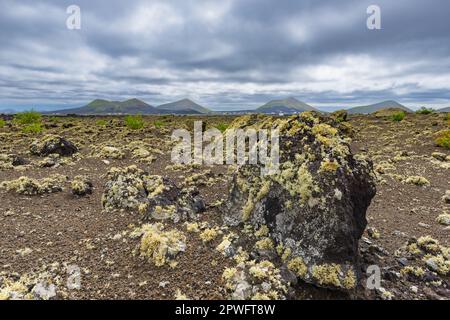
(0, 119), (6, 128)
(48, 116), (60, 123)
(391, 111), (406, 122)
(416, 107), (434, 115)
(124, 115), (144, 130)
(22, 122), (43, 134)
(96, 119), (107, 126)
(154, 120), (165, 128)
(435, 130), (450, 149)
(215, 123), (229, 132)
(14, 110), (42, 125)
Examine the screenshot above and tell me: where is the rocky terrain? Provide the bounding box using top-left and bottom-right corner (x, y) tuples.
(0, 111), (449, 300)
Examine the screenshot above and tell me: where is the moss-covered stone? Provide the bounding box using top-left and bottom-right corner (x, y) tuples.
(223, 113), (376, 290)
(102, 165), (205, 222)
(0, 174), (66, 195)
(137, 223), (186, 267)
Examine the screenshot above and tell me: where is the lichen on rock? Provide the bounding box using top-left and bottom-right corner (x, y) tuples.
(223, 113), (376, 290)
(0, 153), (28, 170)
(199, 227), (219, 243)
(404, 175), (430, 186)
(30, 135), (78, 157)
(102, 165), (205, 222)
(97, 146), (125, 159)
(222, 260), (288, 300)
(71, 175), (93, 196)
(0, 269), (61, 300)
(135, 223), (186, 267)
(0, 174), (67, 195)
(398, 236), (450, 276)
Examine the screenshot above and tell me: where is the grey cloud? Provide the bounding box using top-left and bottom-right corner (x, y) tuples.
(0, 0), (450, 111)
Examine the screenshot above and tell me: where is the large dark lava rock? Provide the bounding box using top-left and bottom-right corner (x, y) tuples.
(223, 113), (376, 290)
(30, 135), (78, 157)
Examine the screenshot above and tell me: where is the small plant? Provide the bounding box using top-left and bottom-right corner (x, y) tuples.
(416, 107), (434, 115)
(215, 123), (229, 132)
(391, 111), (405, 122)
(124, 115), (144, 130)
(14, 110), (42, 125)
(0, 119), (6, 128)
(154, 120), (165, 128)
(96, 119), (107, 126)
(435, 130), (450, 149)
(22, 122), (43, 134)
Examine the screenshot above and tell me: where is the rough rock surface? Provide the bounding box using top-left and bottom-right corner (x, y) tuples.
(330, 109), (348, 122)
(132, 223), (187, 267)
(0, 153), (28, 169)
(0, 174), (67, 195)
(0, 268), (63, 300)
(223, 113), (376, 290)
(102, 165), (205, 222)
(222, 260), (288, 300)
(30, 135), (78, 157)
(71, 175), (93, 196)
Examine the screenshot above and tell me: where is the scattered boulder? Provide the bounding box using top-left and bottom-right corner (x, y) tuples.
(9, 154), (27, 166)
(0, 271), (59, 300)
(399, 236), (450, 276)
(405, 176), (430, 186)
(223, 113), (376, 290)
(132, 223), (186, 267)
(38, 154), (60, 168)
(436, 214), (450, 226)
(431, 152), (447, 161)
(222, 260), (288, 300)
(0, 153), (28, 169)
(443, 190), (450, 204)
(71, 176), (93, 196)
(0, 174), (66, 195)
(97, 146), (125, 159)
(102, 165), (205, 222)
(30, 135), (78, 157)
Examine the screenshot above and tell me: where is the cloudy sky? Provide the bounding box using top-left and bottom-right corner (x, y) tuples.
(1, 0), (450, 111)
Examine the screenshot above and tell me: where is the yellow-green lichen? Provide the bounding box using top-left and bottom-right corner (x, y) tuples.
(139, 223), (186, 267)
(400, 266), (426, 278)
(311, 263), (342, 288)
(0, 174), (66, 195)
(287, 257), (307, 278)
(342, 270), (357, 289)
(254, 237), (274, 251)
(254, 225), (269, 238)
(405, 176), (430, 186)
(199, 227), (219, 243)
(319, 158), (339, 172)
(185, 222), (200, 233)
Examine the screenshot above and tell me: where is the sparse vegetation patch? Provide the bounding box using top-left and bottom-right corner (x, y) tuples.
(125, 115), (144, 130)
(434, 130), (450, 149)
(391, 111), (405, 122)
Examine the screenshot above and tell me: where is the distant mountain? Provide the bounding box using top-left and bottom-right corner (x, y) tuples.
(48, 98), (160, 115)
(0, 108), (16, 114)
(256, 97), (317, 114)
(157, 99), (211, 114)
(347, 100), (412, 114)
(437, 106), (450, 112)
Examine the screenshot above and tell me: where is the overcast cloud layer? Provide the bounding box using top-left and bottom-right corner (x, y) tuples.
(1, 0), (450, 111)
